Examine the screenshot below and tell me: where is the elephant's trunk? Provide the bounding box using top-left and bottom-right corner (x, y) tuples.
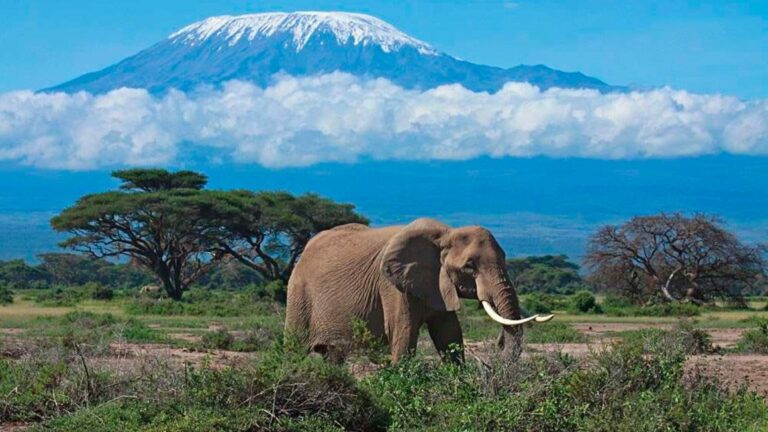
(476, 267), (552, 357)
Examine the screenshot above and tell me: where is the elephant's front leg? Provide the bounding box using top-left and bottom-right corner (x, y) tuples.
(387, 318), (421, 362)
(427, 312), (464, 363)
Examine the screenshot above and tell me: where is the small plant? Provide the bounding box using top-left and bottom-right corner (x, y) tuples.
(200, 328), (234, 350)
(735, 318), (768, 354)
(351, 318), (388, 364)
(0, 283), (13, 305)
(231, 325), (282, 352)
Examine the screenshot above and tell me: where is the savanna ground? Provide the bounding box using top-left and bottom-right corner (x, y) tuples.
(2, 290), (768, 431)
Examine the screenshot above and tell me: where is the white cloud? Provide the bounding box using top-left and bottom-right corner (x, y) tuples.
(0, 73), (766, 169)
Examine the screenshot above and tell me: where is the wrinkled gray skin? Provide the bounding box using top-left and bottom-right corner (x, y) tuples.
(285, 218), (523, 363)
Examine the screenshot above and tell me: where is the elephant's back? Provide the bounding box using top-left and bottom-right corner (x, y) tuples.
(301, 224), (402, 270)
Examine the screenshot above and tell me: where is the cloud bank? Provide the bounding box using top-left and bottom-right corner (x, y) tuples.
(0, 73), (766, 169)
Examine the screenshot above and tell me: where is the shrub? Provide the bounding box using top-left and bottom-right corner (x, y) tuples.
(200, 328), (234, 350)
(246, 280), (287, 303)
(28, 286), (87, 306)
(0, 283), (13, 305)
(124, 289), (280, 317)
(84, 282), (114, 300)
(605, 301), (701, 317)
(364, 331), (767, 431)
(619, 321), (713, 355)
(735, 318), (768, 354)
(569, 290), (602, 314)
(231, 324), (283, 352)
(3, 338), (388, 430)
(26, 311), (168, 351)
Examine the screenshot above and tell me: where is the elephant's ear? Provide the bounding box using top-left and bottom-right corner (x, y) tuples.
(381, 218), (461, 311)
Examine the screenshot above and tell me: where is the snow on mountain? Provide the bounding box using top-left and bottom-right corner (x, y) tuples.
(46, 11), (621, 94)
(169, 12), (439, 55)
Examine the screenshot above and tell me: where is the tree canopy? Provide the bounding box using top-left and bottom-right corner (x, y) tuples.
(113, 168), (208, 192)
(208, 191), (369, 283)
(506, 255), (589, 294)
(51, 169), (368, 299)
(585, 213), (766, 305)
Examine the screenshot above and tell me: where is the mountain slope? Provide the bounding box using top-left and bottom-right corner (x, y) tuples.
(47, 11), (619, 94)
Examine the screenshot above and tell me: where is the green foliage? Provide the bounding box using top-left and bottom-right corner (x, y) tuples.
(245, 279), (287, 303)
(524, 322), (587, 343)
(0, 282), (13, 305)
(28, 286), (88, 306)
(735, 318), (768, 354)
(350, 318), (389, 364)
(605, 302), (702, 317)
(84, 282), (114, 300)
(27, 311), (169, 347)
(210, 190), (369, 283)
(521, 293), (552, 314)
(2, 338), (387, 430)
(507, 255), (591, 295)
(569, 290), (603, 314)
(365, 327), (767, 431)
(37, 253), (153, 289)
(3, 320), (768, 431)
(51, 169), (369, 299)
(619, 321), (713, 355)
(113, 168), (208, 191)
(200, 328), (235, 350)
(124, 287), (281, 317)
(0, 259), (49, 289)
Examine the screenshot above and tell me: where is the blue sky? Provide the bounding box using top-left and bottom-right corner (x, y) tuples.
(0, 0), (766, 98)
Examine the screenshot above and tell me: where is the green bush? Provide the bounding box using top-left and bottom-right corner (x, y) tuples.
(2, 338), (388, 430)
(246, 280), (287, 303)
(26, 311), (168, 350)
(28, 286), (87, 306)
(605, 302), (701, 317)
(620, 321), (713, 355)
(0, 282), (13, 305)
(231, 324), (283, 353)
(200, 328), (234, 350)
(125, 288), (280, 317)
(735, 318), (768, 354)
(84, 282), (114, 300)
(569, 290), (603, 314)
(364, 329), (766, 431)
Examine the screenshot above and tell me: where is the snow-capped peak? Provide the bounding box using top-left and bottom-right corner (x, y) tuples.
(169, 11), (439, 55)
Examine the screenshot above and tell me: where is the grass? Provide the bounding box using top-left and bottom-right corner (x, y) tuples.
(2, 290), (768, 430)
(3, 325), (767, 431)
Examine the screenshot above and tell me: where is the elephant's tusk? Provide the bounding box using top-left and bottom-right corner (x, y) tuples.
(481, 301), (539, 326)
(534, 314), (554, 323)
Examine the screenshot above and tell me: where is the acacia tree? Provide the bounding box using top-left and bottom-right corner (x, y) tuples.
(208, 191), (369, 283)
(51, 169), (224, 300)
(585, 213), (766, 305)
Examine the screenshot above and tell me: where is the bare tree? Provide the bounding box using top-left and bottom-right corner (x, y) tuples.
(585, 213), (766, 305)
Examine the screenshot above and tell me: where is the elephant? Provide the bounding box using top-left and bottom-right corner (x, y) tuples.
(285, 218), (553, 363)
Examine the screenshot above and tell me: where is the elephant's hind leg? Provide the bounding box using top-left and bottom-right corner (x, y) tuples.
(285, 281), (313, 349)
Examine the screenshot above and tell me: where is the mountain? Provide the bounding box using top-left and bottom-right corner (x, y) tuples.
(47, 11), (620, 94)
